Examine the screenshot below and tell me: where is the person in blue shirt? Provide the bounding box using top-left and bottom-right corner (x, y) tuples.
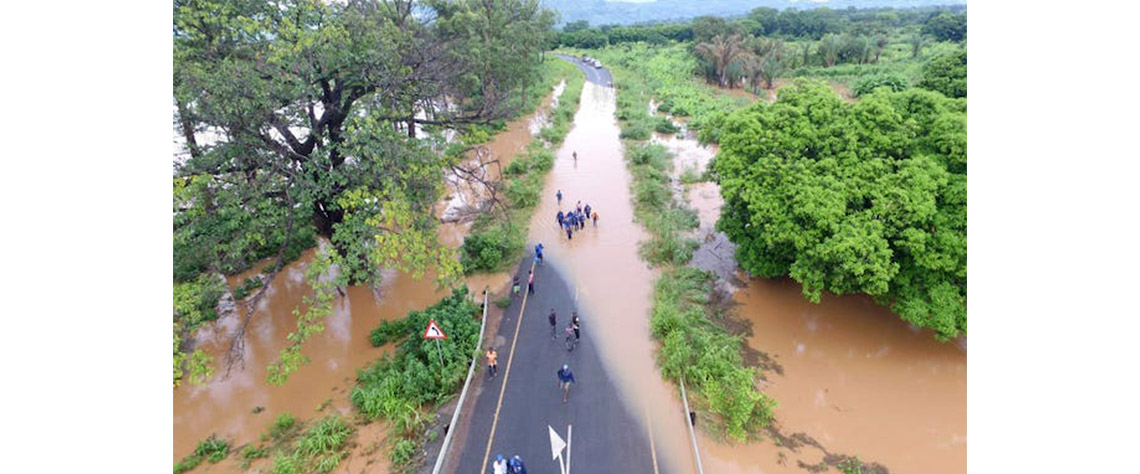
(507, 455), (527, 474)
(556, 189), (563, 204)
(534, 243), (544, 265)
(557, 364), (576, 403)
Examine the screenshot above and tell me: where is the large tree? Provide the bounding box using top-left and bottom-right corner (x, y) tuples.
(918, 48), (967, 99)
(173, 0), (555, 376)
(712, 80), (966, 340)
(174, 0), (554, 284)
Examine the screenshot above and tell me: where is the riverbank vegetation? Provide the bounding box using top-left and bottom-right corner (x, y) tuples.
(460, 61), (585, 273)
(352, 288), (481, 470)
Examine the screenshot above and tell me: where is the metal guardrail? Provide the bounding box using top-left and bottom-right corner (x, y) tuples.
(679, 376), (705, 474)
(431, 288), (490, 474)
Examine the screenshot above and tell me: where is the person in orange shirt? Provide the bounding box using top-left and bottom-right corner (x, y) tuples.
(485, 346), (498, 378)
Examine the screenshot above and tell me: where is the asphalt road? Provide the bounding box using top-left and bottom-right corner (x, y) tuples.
(450, 256), (662, 474)
(556, 54), (613, 86)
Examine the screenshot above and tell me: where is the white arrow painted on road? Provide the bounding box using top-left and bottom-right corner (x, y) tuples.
(549, 424), (572, 474)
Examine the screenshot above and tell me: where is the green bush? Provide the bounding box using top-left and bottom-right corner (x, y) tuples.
(460, 221), (525, 274)
(233, 276), (264, 300)
(655, 116), (679, 134)
(853, 73), (910, 96)
(174, 435), (230, 473)
(270, 413), (297, 440)
(390, 438), (418, 467)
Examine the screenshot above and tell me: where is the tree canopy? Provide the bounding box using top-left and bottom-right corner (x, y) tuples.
(173, 0), (555, 285)
(712, 80), (966, 339)
(918, 48), (967, 99)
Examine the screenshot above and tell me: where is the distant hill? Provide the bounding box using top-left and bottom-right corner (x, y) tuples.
(542, 0), (967, 26)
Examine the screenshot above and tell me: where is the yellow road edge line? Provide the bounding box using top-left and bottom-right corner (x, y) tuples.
(480, 260), (537, 473)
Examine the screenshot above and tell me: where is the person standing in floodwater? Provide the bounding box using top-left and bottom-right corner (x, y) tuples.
(527, 270), (535, 294)
(573, 151), (577, 162)
(592, 210), (598, 227)
(556, 189), (563, 205)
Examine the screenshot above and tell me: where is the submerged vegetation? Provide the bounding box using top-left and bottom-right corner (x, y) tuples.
(352, 288), (481, 469)
(174, 435), (231, 474)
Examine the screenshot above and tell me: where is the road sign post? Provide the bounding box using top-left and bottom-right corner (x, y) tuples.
(424, 319), (448, 366)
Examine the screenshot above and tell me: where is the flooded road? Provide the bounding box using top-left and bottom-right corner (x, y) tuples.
(524, 81), (697, 473)
(655, 127), (968, 473)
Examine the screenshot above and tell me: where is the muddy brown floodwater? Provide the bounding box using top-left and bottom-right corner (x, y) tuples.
(173, 85), (559, 467)
(525, 81), (698, 473)
(653, 122), (967, 473)
(172, 248), (446, 467)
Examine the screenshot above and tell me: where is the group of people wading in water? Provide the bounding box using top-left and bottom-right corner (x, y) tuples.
(555, 194), (597, 240)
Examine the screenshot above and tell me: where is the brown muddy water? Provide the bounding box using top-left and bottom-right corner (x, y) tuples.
(654, 127), (967, 473)
(525, 81), (698, 472)
(173, 86), (559, 465)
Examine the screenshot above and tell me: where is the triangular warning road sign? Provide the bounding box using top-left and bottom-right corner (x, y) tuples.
(423, 319), (447, 340)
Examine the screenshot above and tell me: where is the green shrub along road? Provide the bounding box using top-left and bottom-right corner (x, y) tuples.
(353, 288), (481, 469)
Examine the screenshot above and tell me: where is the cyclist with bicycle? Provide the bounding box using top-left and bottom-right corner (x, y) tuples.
(571, 312), (580, 342)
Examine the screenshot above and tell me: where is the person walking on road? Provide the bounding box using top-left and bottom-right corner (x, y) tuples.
(534, 243), (544, 265)
(548, 308), (557, 340)
(572, 151), (577, 162)
(508, 455), (527, 474)
(492, 454), (507, 474)
(557, 364), (576, 403)
(592, 210), (598, 227)
(556, 189), (563, 205)
(584, 204), (592, 223)
(485, 346), (499, 378)
(556, 210), (564, 229)
(527, 270), (535, 294)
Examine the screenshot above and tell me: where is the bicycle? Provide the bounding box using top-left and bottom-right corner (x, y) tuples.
(564, 325), (579, 352)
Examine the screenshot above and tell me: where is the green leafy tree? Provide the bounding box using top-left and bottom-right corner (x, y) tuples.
(923, 12), (967, 42)
(918, 48), (967, 98)
(174, 0), (552, 286)
(713, 80), (966, 340)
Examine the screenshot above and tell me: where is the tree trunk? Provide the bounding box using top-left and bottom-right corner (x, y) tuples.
(175, 98), (201, 160)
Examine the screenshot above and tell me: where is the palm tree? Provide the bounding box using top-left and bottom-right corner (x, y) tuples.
(694, 34), (747, 88)
(817, 33), (841, 67)
(742, 37), (786, 91)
